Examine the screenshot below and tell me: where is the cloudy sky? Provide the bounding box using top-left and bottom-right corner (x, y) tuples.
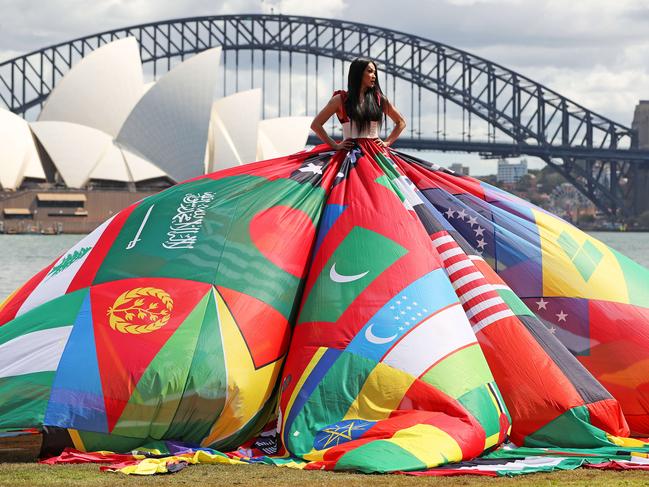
(2, 0), (648, 173)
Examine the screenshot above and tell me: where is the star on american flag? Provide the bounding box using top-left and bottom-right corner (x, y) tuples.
(436, 198), (495, 257)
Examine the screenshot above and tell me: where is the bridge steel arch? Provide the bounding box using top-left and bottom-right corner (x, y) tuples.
(1, 14), (648, 219)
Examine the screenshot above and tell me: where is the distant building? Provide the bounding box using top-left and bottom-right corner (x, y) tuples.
(497, 158), (528, 184)
(632, 100), (649, 149)
(449, 163), (470, 176)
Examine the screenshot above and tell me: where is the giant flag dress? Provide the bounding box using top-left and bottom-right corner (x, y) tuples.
(1, 123), (649, 473)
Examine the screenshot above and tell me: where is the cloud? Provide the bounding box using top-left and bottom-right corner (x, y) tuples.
(0, 0), (263, 54)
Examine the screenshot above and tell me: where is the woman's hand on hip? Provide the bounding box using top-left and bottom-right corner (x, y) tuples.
(374, 138), (387, 148)
(333, 139), (355, 151)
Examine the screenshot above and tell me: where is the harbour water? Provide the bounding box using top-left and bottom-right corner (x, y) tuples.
(0, 232), (647, 302)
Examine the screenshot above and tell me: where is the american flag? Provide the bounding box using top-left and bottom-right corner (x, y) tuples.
(431, 232), (514, 334)
(421, 189), (496, 260)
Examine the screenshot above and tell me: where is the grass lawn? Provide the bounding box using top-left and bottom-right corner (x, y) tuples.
(2, 437), (649, 486)
(1, 462), (649, 486)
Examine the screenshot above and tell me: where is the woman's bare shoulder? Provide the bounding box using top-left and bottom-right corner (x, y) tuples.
(332, 90), (347, 103)
(327, 92), (345, 111)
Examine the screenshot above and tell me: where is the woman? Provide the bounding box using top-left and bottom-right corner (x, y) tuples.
(310, 58), (406, 151)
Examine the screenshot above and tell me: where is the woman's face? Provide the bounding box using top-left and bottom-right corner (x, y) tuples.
(361, 63), (377, 90)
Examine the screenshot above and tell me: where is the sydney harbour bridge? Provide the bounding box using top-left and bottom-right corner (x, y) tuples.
(1, 14), (649, 220)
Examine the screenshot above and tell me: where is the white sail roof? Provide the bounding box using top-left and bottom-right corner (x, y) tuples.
(22, 149), (46, 181)
(121, 147), (168, 182)
(208, 89), (262, 172)
(89, 143), (132, 182)
(257, 116), (312, 160)
(0, 109), (43, 189)
(116, 47), (222, 183)
(30, 121), (112, 188)
(38, 37), (145, 138)
(17, 41), (310, 190)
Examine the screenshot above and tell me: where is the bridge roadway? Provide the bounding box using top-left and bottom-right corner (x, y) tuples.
(308, 136), (649, 162)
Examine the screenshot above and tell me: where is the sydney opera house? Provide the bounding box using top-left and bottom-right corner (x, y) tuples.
(0, 38), (311, 233)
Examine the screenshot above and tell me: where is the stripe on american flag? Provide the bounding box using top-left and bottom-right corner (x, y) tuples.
(432, 232), (514, 333)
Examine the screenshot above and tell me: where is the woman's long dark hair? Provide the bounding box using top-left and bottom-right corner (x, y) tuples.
(345, 58), (385, 134)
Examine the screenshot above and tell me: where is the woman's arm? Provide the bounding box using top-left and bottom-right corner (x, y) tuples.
(378, 98), (407, 147)
(310, 95), (354, 151)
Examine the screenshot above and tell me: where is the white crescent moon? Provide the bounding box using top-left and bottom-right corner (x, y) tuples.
(329, 263), (369, 283)
(364, 324), (398, 345)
